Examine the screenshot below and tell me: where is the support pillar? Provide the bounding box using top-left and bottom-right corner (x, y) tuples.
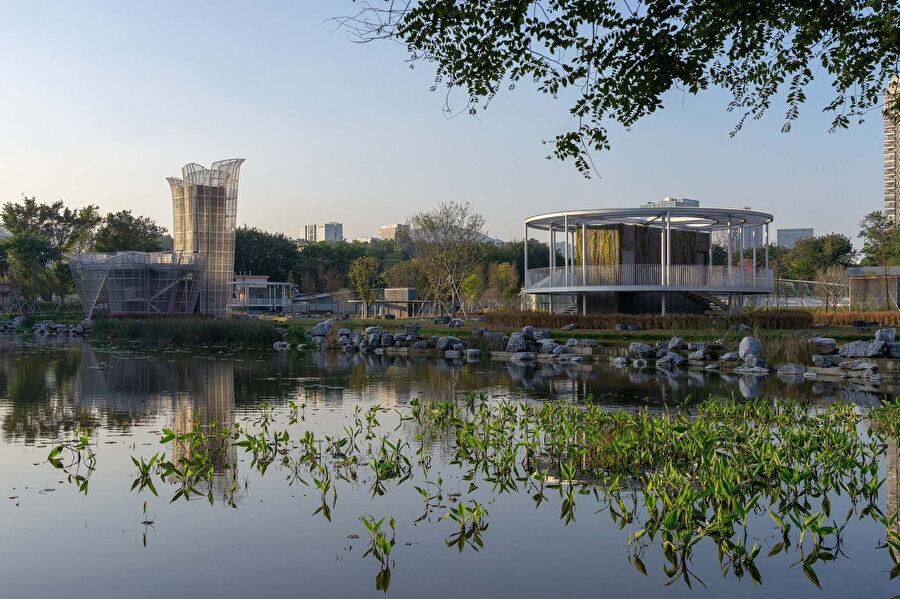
(523, 224), (529, 289)
(581, 220), (587, 286)
(661, 293), (667, 315)
(666, 210), (672, 286)
(727, 221), (733, 286)
(549, 225), (555, 287)
(564, 214), (570, 288)
(660, 213), (666, 286)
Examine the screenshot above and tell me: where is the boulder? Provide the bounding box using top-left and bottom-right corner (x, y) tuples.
(745, 355), (766, 369)
(522, 326), (535, 340)
(506, 332), (528, 353)
(876, 328), (897, 343)
(889, 342), (900, 358)
(631, 358), (648, 368)
(704, 363), (719, 371)
(273, 341), (291, 351)
(566, 338), (580, 347)
(668, 337), (686, 350)
(534, 329), (551, 340)
(720, 352), (740, 362)
(466, 349), (482, 359)
(413, 341), (428, 349)
(809, 337), (837, 354)
(510, 352), (534, 362)
(738, 337), (762, 361)
(367, 333), (382, 347)
(628, 342), (655, 358)
(562, 323), (577, 331)
(364, 326), (382, 335)
(310, 319), (334, 337)
(814, 322), (827, 328)
(734, 365), (769, 375)
(656, 352), (686, 368)
(552, 345), (566, 355)
(655, 341), (669, 351)
(656, 348), (670, 358)
(687, 342), (708, 353)
(839, 360), (879, 371)
(436, 336), (461, 351)
(812, 354), (834, 368)
(338, 328), (351, 337)
(614, 324), (627, 331)
(777, 363), (807, 375)
(611, 357), (629, 367)
(838, 340), (886, 358)
(688, 349), (706, 361)
(581, 339), (598, 347)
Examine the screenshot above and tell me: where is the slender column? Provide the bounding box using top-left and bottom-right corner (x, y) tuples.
(765, 224), (770, 269)
(727, 221), (733, 286)
(661, 293), (667, 315)
(739, 225), (745, 286)
(582, 292), (586, 315)
(660, 213), (666, 285)
(752, 227), (757, 286)
(550, 225), (555, 287)
(524, 224), (529, 289)
(581, 221), (587, 286)
(564, 214), (570, 288)
(666, 211), (672, 286)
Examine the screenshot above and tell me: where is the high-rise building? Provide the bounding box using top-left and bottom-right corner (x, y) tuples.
(299, 222), (343, 242)
(777, 228), (815, 249)
(379, 223), (410, 240)
(886, 76), (900, 222)
(639, 197), (700, 209)
(167, 159), (245, 318)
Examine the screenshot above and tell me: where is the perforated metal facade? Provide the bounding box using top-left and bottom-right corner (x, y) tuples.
(167, 159), (244, 318)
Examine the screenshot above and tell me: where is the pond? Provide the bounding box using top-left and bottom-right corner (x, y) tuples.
(1, 340), (898, 598)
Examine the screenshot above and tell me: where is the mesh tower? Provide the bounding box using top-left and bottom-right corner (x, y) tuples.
(886, 76), (899, 222)
(167, 159), (244, 318)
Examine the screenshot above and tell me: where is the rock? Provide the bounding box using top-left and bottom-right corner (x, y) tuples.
(615, 324), (627, 331)
(876, 328), (897, 343)
(704, 363), (719, 371)
(533, 329), (551, 340)
(436, 336), (460, 351)
(72, 325), (85, 335)
(814, 322), (827, 328)
(839, 360), (879, 371)
(310, 319), (334, 337)
(631, 358), (648, 368)
(562, 323), (576, 331)
(552, 345), (566, 355)
(433, 318), (444, 325)
(522, 326), (535, 340)
(655, 341), (669, 351)
(566, 338), (580, 347)
(466, 349), (482, 358)
(449, 318), (464, 328)
(720, 352), (740, 362)
(777, 363), (807, 375)
(809, 337), (837, 353)
(733, 365), (769, 375)
(413, 341), (428, 349)
(687, 342), (708, 353)
(374, 348), (385, 355)
(444, 350), (462, 359)
(273, 341), (290, 351)
(628, 342), (655, 358)
(382, 332), (395, 346)
(611, 357), (629, 367)
(889, 342), (900, 358)
(838, 340), (886, 358)
(510, 352), (534, 362)
(668, 337), (686, 350)
(340, 313), (350, 320)
(797, 329), (808, 336)
(394, 334), (407, 343)
(627, 324), (639, 331)
(738, 337), (762, 361)
(656, 348), (670, 358)
(688, 349), (706, 361)
(812, 354), (834, 368)
(338, 328), (351, 337)
(581, 339), (598, 347)
(367, 333), (382, 347)
(364, 326), (382, 335)
(568, 355), (584, 363)
(506, 332), (528, 353)
(656, 352), (686, 368)
(745, 355), (766, 369)
(738, 324), (752, 333)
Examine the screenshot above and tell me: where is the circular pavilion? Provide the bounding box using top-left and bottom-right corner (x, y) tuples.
(523, 206), (775, 314)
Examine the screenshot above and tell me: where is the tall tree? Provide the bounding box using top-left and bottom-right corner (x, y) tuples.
(94, 210), (166, 253)
(348, 256), (381, 317)
(786, 234), (854, 281)
(234, 226), (300, 281)
(341, 1), (900, 175)
(2, 196), (100, 252)
(409, 201), (485, 318)
(858, 211), (900, 310)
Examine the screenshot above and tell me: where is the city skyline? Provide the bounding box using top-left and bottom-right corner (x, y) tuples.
(0, 2), (885, 246)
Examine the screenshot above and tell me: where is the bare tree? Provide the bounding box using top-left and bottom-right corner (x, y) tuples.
(409, 202), (485, 318)
(813, 266), (847, 313)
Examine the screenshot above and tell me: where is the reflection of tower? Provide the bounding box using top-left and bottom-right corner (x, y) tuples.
(172, 361), (238, 502)
(167, 159), (244, 318)
(888, 440), (900, 559)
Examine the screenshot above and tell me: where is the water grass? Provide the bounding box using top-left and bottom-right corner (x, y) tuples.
(91, 317), (278, 349)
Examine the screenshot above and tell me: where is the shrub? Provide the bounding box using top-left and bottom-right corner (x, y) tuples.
(92, 317), (278, 349)
(812, 311), (900, 326)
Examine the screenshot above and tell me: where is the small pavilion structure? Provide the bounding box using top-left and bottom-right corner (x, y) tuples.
(523, 207), (774, 314)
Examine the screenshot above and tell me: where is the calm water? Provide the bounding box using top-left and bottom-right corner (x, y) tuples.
(0, 340), (898, 598)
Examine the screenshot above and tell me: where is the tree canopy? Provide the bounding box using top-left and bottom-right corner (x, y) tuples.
(94, 210), (166, 253)
(342, 1), (900, 175)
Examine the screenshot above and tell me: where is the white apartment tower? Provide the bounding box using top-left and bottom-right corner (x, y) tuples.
(886, 76), (900, 222)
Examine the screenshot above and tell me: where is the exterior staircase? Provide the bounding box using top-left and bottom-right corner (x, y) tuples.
(678, 291), (728, 313)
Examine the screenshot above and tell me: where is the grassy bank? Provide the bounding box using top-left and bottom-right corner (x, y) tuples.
(92, 317), (279, 349)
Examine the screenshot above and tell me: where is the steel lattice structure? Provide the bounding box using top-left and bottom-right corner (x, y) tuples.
(67, 251), (206, 317)
(168, 159), (244, 318)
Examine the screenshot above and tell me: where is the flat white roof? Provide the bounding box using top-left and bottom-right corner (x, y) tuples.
(525, 207), (773, 232)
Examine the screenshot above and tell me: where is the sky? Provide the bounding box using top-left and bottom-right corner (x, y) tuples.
(0, 1), (884, 247)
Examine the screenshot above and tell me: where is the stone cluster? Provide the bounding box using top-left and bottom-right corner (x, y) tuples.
(31, 319), (91, 337)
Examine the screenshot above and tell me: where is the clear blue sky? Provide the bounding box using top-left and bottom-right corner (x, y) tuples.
(0, 1), (883, 247)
